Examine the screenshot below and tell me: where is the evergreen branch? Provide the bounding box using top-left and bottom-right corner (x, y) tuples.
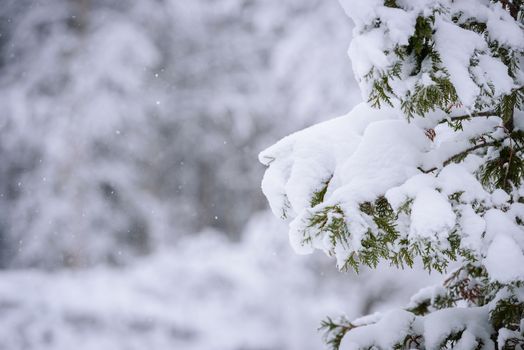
(319, 317), (358, 350)
(502, 138), (515, 190)
(310, 176), (333, 207)
(418, 166), (437, 174)
(447, 110), (496, 121)
(504, 337), (524, 350)
(419, 140), (500, 173)
(442, 141), (499, 167)
(499, 0), (520, 19)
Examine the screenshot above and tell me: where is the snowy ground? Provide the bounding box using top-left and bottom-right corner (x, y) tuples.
(0, 212), (439, 350)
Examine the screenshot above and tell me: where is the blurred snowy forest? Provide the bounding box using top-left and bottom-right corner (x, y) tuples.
(0, 1), (435, 349)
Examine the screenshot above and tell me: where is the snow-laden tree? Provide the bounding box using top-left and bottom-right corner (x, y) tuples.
(260, 0), (524, 348)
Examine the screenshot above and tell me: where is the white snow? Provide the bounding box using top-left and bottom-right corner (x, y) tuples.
(437, 164), (489, 203)
(484, 235), (524, 283)
(486, 7), (524, 50)
(259, 113), (362, 219)
(434, 20), (485, 108)
(423, 307), (493, 350)
(491, 189), (510, 207)
(259, 103), (397, 218)
(409, 188), (456, 241)
(333, 119), (429, 204)
(407, 284), (447, 310)
(458, 205), (485, 252)
(385, 173), (436, 211)
(340, 309), (416, 350)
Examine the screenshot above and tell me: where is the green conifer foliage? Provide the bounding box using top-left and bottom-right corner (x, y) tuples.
(260, 0), (524, 348)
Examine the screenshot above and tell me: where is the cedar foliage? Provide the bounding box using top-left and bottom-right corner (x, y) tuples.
(262, 0), (524, 348)
(315, 1), (524, 349)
